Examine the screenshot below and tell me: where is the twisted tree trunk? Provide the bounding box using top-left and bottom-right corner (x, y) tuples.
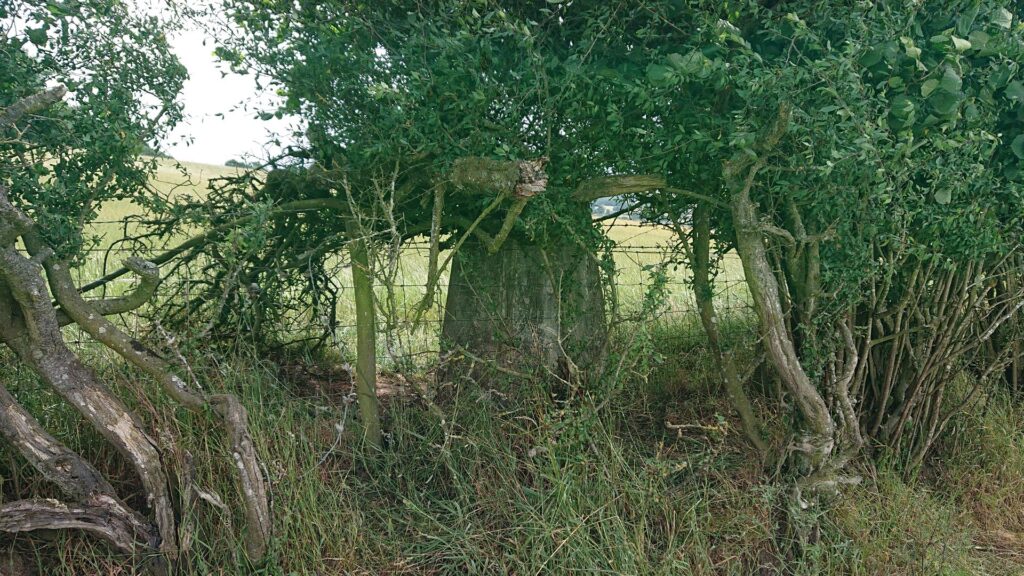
(0, 184), (271, 568)
(727, 168), (836, 474)
(722, 106), (851, 502)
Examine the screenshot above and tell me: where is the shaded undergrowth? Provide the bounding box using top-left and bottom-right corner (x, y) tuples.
(1, 319), (1023, 575)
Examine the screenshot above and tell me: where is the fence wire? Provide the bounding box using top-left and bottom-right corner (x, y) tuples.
(65, 239), (753, 355)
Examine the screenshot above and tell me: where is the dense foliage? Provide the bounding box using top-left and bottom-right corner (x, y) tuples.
(203, 0), (1024, 479)
(0, 0), (186, 258)
(1, 0), (1024, 570)
(616, 0), (1024, 469)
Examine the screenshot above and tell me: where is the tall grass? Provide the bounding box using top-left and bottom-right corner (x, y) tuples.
(3, 318), (1024, 574)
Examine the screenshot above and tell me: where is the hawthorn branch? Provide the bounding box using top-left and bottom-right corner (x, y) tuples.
(0, 85), (67, 129)
(0, 185), (32, 246)
(573, 174), (727, 208)
(28, 233), (271, 559)
(78, 197), (350, 295)
(0, 379), (158, 553)
(2, 178), (271, 560)
(0, 498), (154, 555)
(57, 256), (160, 326)
(0, 245), (178, 556)
(725, 103), (838, 482)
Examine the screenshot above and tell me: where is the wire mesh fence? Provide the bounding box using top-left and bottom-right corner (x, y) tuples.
(65, 231), (754, 358)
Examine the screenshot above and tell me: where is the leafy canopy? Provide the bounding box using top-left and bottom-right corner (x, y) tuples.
(0, 0), (186, 258)
(594, 1), (1024, 312)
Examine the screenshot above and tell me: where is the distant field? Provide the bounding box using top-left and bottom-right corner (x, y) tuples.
(93, 159), (678, 246)
(90, 159), (244, 245)
(80, 159), (748, 350)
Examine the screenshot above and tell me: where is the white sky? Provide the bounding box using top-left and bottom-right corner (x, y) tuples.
(163, 28), (300, 165)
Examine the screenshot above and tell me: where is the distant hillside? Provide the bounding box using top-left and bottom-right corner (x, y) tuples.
(591, 196), (639, 219)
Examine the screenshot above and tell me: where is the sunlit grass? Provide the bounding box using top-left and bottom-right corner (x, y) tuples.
(77, 158), (749, 360)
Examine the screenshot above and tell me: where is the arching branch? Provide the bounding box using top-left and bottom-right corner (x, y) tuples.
(573, 174), (727, 208)
(57, 256), (160, 326)
(0, 85), (67, 129)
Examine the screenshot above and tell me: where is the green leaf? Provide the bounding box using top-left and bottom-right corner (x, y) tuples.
(858, 47), (884, 68)
(921, 79), (940, 97)
(928, 90), (960, 116)
(968, 30), (990, 50)
(1006, 81), (1024, 103)
(666, 53), (686, 69)
(646, 63), (672, 85)
(957, 3), (980, 35)
(667, 51), (709, 77)
(1011, 135), (1024, 160)
(900, 36), (921, 58)
(26, 27), (48, 46)
(950, 36), (972, 52)
(929, 34), (952, 52)
(964, 103), (980, 122)
(891, 95), (915, 119)
(935, 188), (952, 204)
(992, 8), (1013, 29)
(939, 67), (962, 94)
(989, 65), (1012, 89)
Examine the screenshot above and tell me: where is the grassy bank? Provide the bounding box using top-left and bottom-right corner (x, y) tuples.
(2, 317), (1023, 575)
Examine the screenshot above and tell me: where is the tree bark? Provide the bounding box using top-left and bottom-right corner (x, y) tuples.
(23, 234), (271, 561)
(728, 176), (835, 468)
(0, 384), (156, 552)
(0, 498), (151, 555)
(689, 204), (769, 454)
(346, 221), (383, 448)
(0, 250), (178, 556)
(441, 230), (607, 381)
(722, 105), (839, 494)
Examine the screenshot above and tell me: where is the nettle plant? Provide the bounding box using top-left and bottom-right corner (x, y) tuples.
(613, 0), (1024, 494)
(0, 0), (269, 567)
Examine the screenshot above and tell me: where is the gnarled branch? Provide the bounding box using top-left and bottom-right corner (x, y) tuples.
(57, 256), (160, 327)
(573, 174), (727, 208)
(0, 497), (152, 555)
(25, 230), (271, 560)
(0, 249), (178, 556)
(0, 85), (67, 129)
